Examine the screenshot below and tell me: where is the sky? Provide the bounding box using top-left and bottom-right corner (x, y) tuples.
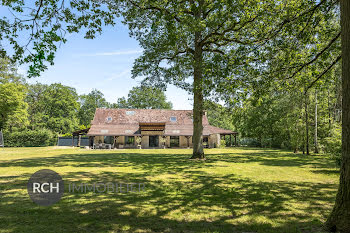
(2, 9), (193, 110)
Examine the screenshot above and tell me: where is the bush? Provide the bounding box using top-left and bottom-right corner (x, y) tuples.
(61, 133), (72, 137)
(4, 129), (57, 147)
(240, 138), (261, 147)
(322, 126), (342, 166)
(220, 139), (226, 148)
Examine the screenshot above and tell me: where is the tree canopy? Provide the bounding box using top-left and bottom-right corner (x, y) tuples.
(78, 89), (110, 126)
(116, 85), (173, 109)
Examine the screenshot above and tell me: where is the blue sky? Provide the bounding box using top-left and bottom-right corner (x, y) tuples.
(2, 10), (193, 109)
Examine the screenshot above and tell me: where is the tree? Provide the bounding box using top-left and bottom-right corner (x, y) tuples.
(78, 89), (109, 126)
(25, 83), (48, 130)
(204, 100), (234, 131)
(26, 83), (80, 134)
(0, 57), (28, 131)
(325, 1), (350, 231)
(0, 57), (24, 83)
(116, 86), (173, 109)
(109, 0), (306, 159)
(0, 82), (27, 130)
(115, 97), (129, 109)
(1, 0), (116, 77)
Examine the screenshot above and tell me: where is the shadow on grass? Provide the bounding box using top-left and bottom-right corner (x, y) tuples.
(0, 147), (338, 171)
(0, 148), (338, 232)
(0, 170), (337, 232)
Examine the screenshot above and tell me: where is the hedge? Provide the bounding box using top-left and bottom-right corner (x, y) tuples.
(4, 129), (56, 147)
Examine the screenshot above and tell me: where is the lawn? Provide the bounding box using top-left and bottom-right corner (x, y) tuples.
(0, 147), (339, 233)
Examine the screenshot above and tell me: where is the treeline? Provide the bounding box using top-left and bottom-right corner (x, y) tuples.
(1, 56), (342, 160)
(204, 65), (342, 164)
(0, 58), (173, 146)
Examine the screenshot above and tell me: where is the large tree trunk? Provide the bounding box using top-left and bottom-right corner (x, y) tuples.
(191, 31), (204, 159)
(325, 1), (350, 231)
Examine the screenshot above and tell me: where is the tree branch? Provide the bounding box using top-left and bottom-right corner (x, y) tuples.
(201, 14), (259, 46)
(127, 0), (183, 23)
(162, 48), (194, 60)
(202, 48), (225, 55)
(288, 31), (341, 80)
(202, 0), (338, 48)
(305, 55), (341, 93)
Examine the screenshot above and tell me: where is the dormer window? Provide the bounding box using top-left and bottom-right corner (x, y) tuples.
(170, 116), (177, 122)
(106, 116), (112, 122)
(126, 111), (135, 116)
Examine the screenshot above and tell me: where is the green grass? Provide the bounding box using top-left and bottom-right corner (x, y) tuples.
(0, 147), (339, 233)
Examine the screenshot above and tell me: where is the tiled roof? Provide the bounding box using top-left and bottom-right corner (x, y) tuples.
(91, 108), (207, 125)
(87, 108), (237, 136)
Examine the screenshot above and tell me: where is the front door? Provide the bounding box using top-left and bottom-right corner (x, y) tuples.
(149, 136), (159, 147)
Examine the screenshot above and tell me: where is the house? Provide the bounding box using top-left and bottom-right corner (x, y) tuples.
(86, 108), (237, 149)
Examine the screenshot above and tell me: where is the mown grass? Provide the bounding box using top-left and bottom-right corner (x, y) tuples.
(0, 147), (339, 232)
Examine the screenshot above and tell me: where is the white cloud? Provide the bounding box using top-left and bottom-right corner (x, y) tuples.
(80, 49), (142, 57)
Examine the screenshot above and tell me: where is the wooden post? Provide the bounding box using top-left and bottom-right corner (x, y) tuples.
(230, 134), (232, 147)
(72, 135), (74, 147)
(186, 136), (190, 148)
(234, 134), (237, 146)
(114, 136), (119, 148)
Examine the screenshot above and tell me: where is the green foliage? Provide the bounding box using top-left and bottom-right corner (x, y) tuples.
(322, 125), (342, 166)
(220, 139), (226, 148)
(204, 100), (234, 131)
(240, 138), (261, 147)
(4, 129), (56, 147)
(61, 133), (72, 137)
(0, 57), (25, 84)
(78, 89), (109, 126)
(116, 85), (173, 109)
(1, 0), (116, 77)
(232, 74), (341, 152)
(0, 57), (28, 130)
(26, 83), (80, 134)
(0, 82), (28, 130)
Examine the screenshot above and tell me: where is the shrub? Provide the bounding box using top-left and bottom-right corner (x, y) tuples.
(322, 126), (342, 166)
(61, 133), (72, 137)
(220, 139), (226, 148)
(240, 138), (261, 147)
(4, 129), (57, 147)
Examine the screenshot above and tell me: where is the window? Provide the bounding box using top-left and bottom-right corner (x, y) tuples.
(170, 116), (177, 122)
(125, 136), (135, 145)
(126, 111), (135, 116)
(104, 136), (113, 144)
(170, 136), (179, 147)
(106, 116), (112, 122)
